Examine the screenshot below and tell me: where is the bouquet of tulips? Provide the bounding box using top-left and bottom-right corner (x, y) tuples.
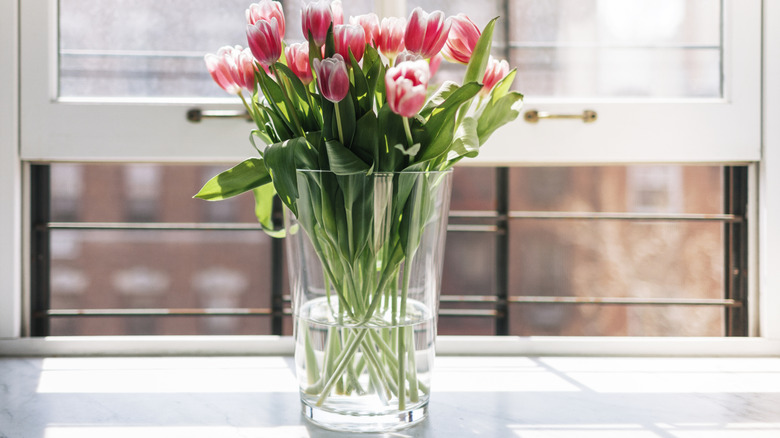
(196, 0), (522, 413)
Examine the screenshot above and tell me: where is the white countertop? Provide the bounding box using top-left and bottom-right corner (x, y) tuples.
(2, 356), (780, 437)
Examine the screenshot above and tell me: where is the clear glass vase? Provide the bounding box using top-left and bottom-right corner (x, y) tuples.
(286, 169), (453, 432)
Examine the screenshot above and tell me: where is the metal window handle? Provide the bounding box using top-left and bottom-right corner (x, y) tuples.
(186, 108), (252, 123)
(523, 109), (597, 123)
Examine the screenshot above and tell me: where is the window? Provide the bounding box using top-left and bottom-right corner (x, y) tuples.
(2, 0), (777, 354)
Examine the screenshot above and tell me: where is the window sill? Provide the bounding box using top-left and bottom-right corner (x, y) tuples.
(1, 355), (779, 437)
(1, 335), (779, 357)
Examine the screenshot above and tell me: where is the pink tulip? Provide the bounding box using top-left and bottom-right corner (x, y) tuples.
(334, 24), (366, 63)
(302, 0), (333, 47)
(247, 18), (282, 67)
(404, 7), (451, 59)
(385, 60), (430, 118)
(313, 54), (350, 102)
(429, 52), (443, 77)
(245, 0), (286, 39)
(481, 56), (510, 96)
(205, 47), (242, 95)
(285, 42), (313, 85)
(205, 45), (258, 95)
(378, 17), (405, 62)
(442, 14), (480, 64)
(350, 13), (381, 47)
(231, 46), (258, 93)
(331, 0), (343, 26)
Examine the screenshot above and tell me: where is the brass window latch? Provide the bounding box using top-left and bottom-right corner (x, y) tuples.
(523, 109), (597, 123)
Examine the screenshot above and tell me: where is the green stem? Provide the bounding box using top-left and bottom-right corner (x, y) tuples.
(402, 117), (414, 148)
(316, 328), (369, 406)
(335, 102), (345, 146)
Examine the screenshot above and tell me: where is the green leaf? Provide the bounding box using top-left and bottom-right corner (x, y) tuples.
(353, 111), (379, 166)
(325, 139), (370, 174)
(362, 46), (385, 109)
(449, 116), (480, 160)
(348, 50), (371, 118)
(394, 143), (420, 157)
(476, 91), (524, 145)
(249, 129), (273, 155)
(463, 17), (498, 85)
(265, 137), (307, 215)
(417, 82), (481, 162)
(273, 62), (319, 132)
(420, 81), (460, 118)
(334, 93), (356, 147)
(376, 104), (405, 172)
(194, 158), (271, 200)
(256, 67), (297, 135)
(252, 183), (286, 238)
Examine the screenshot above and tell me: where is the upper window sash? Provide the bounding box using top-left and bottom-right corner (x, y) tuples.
(20, 0), (760, 163)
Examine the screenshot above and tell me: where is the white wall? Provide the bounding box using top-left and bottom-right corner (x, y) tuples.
(760, 0), (780, 340)
(0, 0), (22, 338)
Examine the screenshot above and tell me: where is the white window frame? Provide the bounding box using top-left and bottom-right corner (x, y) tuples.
(1, 0), (779, 356)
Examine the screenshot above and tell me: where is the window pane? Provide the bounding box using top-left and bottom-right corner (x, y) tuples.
(59, 0), (373, 98)
(47, 163), (274, 336)
(508, 0), (722, 98)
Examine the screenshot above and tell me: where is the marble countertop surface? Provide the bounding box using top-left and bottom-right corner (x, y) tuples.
(2, 356), (780, 438)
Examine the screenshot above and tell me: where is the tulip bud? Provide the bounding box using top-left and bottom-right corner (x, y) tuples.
(285, 42), (313, 85)
(331, 0), (344, 26)
(442, 14), (480, 64)
(246, 0), (286, 39)
(481, 56), (510, 96)
(404, 8), (451, 59)
(385, 60), (430, 118)
(394, 50), (423, 65)
(350, 13), (381, 47)
(334, 24), (366, 63)
(313, 54), (350, 102)
(247, 18), (282, 67)
(378, 17), (406, 63)
(302, 0), (333, 47)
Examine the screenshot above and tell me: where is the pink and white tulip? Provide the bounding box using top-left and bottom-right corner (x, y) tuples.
(313, 54), (350, 102)
(404, 8), (451, 59)
(378, 17), (406, 62)
(245, 0), (285, 39)
(481, 56), (510, 96)
(331, 0), (343, 26)
(205, 45), (257, 95)
(350, 13), (381, 47)
(442, 14), (480, 64)
(247, 18), (282, 67)
(334, 24), (366, 63)
(302, 0), (333, 47)
(385, 60), (430, 118)
(285, 42), (313, 85)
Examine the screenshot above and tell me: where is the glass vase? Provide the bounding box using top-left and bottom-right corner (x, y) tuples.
(286, 169), (453, 432)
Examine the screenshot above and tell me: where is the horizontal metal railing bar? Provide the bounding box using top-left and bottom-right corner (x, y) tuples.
(438, 309), (498, 317)
(43, 222), (265, 231)
(447, 224), (500, 233)
(41, 296), (741, 319)
(42, 211), (741, 232)
(43, 308), (273, 317)
(440, 295), (741, 306)
(507, 211), (741, 222)
(506, 297), (742, 306)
